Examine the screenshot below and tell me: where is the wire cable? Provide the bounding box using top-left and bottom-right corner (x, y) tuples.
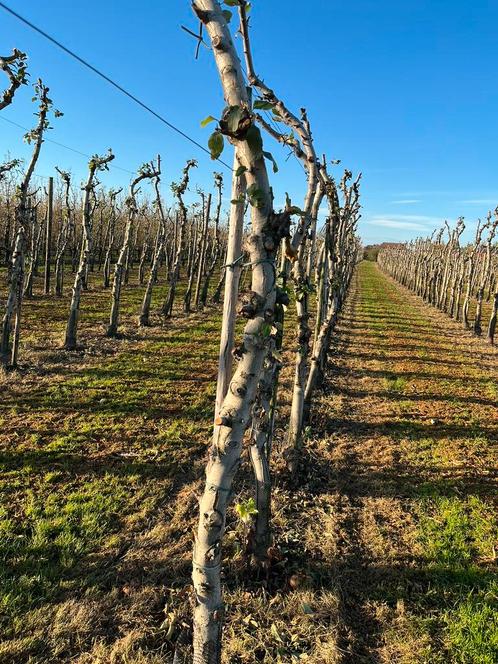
(0, 1), (306, 177)
(0, 1), (233, 171)
(0, 115), (135, 174)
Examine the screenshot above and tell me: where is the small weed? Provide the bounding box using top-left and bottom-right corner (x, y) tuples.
(384, 375), (407, 393)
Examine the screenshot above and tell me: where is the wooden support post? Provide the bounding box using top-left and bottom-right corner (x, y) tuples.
(44, 176), (53, 294)
(214, 150), (246, 420)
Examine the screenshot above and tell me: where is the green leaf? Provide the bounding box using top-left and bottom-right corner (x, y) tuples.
(208, 131), (224, 160)
(224, 0), (240, 6)
(224, 105), (243, 134)
(235, 165), (247, 177)
(263, 150), (279, 173)
(222, 9), (232, 21)
(286, 130), (297, 145)
(246, 124), (263, 159)
(200, 115), (216, 128)
(246, 183), (265, 208)
(235, 497), (258, 523)
(260, 322), (272, 337)
(253, 99), (274, 110)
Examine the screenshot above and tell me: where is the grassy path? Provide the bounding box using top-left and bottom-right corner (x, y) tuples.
(303, 260), (498, 662)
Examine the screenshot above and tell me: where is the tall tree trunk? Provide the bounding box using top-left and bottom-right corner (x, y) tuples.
(103, 189), (121, 288)
(474, 217), (497, 335)
(200, 173), (223, 308)
(190, 3), (285, 660)
(184, 214), (201, 314)
(1, 81), (52, 366)
(23, 204), (43, 299)
(107, 162), (158, 337)
(214, 157), (245, 416)
(43, 176), (53, 294)
(139, 160), (166, 327)
(64, 151), (114, 350)
(54, 169), (73, 297)
(487, 289), (498, 344)
(162, 161), (197, 319)
(194, 193), (212, 309)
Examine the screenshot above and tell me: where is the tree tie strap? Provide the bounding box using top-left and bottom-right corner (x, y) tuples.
(192, 561), (222, 572)
(206, 483), (231, 493)
(222, 254), (244, 269)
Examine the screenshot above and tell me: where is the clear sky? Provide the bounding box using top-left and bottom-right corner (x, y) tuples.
(1, 0), (497, 244)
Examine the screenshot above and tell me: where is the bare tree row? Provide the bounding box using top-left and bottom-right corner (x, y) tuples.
(0, 78), (230, 364)
(378, 214), (498, 343)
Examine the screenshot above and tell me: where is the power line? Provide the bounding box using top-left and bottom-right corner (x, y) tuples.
(0, 115), (136, 175)
(0, 0), (233, 171)
(1, 1), (306, 179)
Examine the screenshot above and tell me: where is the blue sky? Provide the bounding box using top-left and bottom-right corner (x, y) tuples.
(1, 0), (497, 244)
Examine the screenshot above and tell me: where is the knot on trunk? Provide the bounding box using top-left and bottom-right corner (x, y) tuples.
(232, 342), (247, 361)
(214, 414), (233, 428)
(203, 510), (223, 531)
(212, 35), (225, 51)
(191, 3), (210, 24)
(230, 379), (247, 398)
(205, 540), (221, 561)
(276, 287), (290, 306)
(238, 290), (265, 319)
(267, 209), (292, 241)
(200, 581), (213, 594)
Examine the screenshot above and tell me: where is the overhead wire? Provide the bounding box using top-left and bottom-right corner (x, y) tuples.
(0, 115), (135, 175)
(0, 1), (306, 178)
(0, 0), (233, 171)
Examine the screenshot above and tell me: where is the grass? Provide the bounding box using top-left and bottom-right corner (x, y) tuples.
(0, 268), (224, 662)
(0, 261), (497, 662)
(383, 375), (407, 392)
(0, 474), (129, 629)
(418, 495), (496, 569)
(377, 264), (496, 662)
(443, 586), (498, 664)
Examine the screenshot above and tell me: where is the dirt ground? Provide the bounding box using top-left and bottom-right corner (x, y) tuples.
(0, 261), (496, 663)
